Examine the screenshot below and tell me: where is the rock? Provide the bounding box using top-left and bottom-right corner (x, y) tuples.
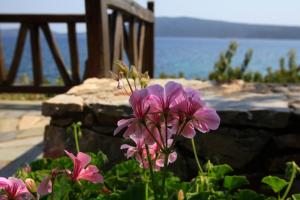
(42, 94), (84, 116)
(288, 84), (300, 92)
(273, 134), (300, 149)
(43, 125), (125, 168)
(267, 154), (300, 172)
(271, 86), (289, 93)
(179, 128), (273, 169)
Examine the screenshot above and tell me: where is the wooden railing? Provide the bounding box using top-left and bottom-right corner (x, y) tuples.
(0, 0), (154, 93)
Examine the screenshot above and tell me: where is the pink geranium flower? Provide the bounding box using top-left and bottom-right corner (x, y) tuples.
(0, 177), (32, 200)
(64, 150), (104, 184)
(147, 81), (184, 113)
(37, 176), (52, 197)
(114, 88), (151, 139)
(172, 88), (220, 138)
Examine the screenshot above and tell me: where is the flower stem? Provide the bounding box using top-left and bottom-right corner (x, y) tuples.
(161, 153), (169, 200)
(125, 76), (134, 93)
(145, 145), (158, 200)
(145, 180), (149, 200)
(73, 125), (80, 153)
(281, 162), (297, 200)
(191, 138), (203, 174)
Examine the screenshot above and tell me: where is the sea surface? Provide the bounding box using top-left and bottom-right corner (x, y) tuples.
(2, 35), (300, 82)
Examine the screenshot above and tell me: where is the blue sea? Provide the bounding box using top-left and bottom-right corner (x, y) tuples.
(2, 35), (300, 82)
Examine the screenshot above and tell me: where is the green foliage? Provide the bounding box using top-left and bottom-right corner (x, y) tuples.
(159, 71), (185, 79)
(223, 176), (249, 191)
(14, 152), (300, 200)
(209, 42), (300, 83)
(264, 50), (300, 83)
(209, 41), (254, 83)
(261, 176), (288, 193)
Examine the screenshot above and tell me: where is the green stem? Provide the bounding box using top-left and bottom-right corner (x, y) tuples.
(191, 138), (203, 174)
(73, 125), (80, 153)
(145, 145), (158, 200)
(281, 162), (297, 200)
(125, 76), (134, 93)
(145, 180), (149, 200)
(161, 152), (169, 200)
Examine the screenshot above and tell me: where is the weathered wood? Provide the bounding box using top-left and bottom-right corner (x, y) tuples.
(137, 22), (145, 72)
(106, 0), (154, 23)
(112, 12), (124, 71)
(6, 24), (28, 85)
(67, 22), (80, 84)
(84, 0), (111, 78)
(0, 14), (85, 23)
(123, 24), (130, 60)
(142, 1), (154, 77)
(30, 24), (43, 86)
(129, 18), (138, 67)
(0, 32), (5, 82)
(0, 86), (71, 93)
(40, 23), (72, 86)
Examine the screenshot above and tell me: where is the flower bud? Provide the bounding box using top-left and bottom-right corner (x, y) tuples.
(178, 189), (184, 200)
(115, 61), (129, 75)
(129, 66), (139, 80)
(139, 71), (150, 88)
(25, 178), (37, 193)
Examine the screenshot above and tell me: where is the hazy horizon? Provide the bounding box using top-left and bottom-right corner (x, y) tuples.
(1, 0), (300, 32)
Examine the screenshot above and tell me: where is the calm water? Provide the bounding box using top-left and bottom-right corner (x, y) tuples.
(2, 35), (300, 82)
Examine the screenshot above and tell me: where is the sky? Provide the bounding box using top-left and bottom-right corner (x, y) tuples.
(0, 0), (300, 32)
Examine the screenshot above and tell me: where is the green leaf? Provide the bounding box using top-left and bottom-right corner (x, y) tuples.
(234, 189), (266, 200)
(261, 176), (288, 193)
(187, 192), (211, 200)
(208, 164), (233, 180)
(223, 176), (249, 191)
(292, 194), (300, 200)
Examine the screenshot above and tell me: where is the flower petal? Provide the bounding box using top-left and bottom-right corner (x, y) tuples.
(77, 152), (91, 168)
(194, 107), (220, 132)
(78, 165), (103, 184)
(113, 118), (134, 136)
(37, 176), (52, 197)
(181, 122), (196, 138)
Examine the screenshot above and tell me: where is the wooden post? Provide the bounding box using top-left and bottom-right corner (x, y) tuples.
(84, 0), (111, 78)
(6, 24), (28, 85)
(142, 1), (154, 77)
(129, 17), (138, 68)
(30, 24), (43, 86)
(0, 31), (5, 82)
(68, 22), (80, 84)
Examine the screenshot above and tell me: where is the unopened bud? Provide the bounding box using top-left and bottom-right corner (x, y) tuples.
(129, 66), (139, 79)
(115, 61), (129, 75)
(178, 189), (184, 200)
(139, 71), (150, 88)
(25, 178), (37, 193)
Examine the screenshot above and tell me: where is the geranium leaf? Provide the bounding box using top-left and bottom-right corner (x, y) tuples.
(261, 176), (288, 193)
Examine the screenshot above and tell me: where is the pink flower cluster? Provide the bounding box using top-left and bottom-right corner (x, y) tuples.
(115, 81), (220, 170)
(0, 151), (103, 200)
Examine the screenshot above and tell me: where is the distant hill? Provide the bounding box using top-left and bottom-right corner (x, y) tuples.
(1, 17), (300, 40)
(156, 17), (300, 39)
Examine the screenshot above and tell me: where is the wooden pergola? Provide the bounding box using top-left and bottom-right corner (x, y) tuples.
(0, 0), (154, 93)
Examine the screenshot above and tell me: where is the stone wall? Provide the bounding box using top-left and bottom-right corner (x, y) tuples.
(42, 78), (300, 180)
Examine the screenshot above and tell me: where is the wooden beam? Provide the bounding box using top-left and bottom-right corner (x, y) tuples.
(29, 24), (43, 86)
(129, 18), (138, 67)
(106, 0), (154, 23)
(137, 22), (145, 72)
(67, 22), (80, 84)
(84, 0), (111, 78)
(0, 14), (85, 23)
(40, 23), (72, 86)
(0, 86), (71, 93)
(6, 24), (28, 85)
(0, 31), (5, 82)
(112, 12), (124, 71)
(142, 1), (154, 77)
